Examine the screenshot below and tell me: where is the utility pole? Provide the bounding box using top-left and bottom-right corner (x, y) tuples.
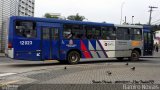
(132, 16), (134, 25)
(125, 16), (127, 24)
(120, 2), (125, 24)
(148, 6), (158, 25)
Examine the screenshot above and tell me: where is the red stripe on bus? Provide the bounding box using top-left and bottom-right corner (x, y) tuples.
(81, 41), (92, 58)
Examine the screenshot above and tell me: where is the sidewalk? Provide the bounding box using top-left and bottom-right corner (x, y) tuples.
(0, 53), (5, 57)
(152, 51), (160, 58)
(141, 50), (160, 58)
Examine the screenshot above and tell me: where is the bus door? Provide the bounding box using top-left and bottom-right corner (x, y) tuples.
(38, 23), (61, 60)
(143, 32), (153, 56)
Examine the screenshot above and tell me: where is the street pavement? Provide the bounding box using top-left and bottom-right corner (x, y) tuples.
(0, 51), (159, 90)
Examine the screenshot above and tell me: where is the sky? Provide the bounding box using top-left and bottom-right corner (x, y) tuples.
(35, 0), (160, 24)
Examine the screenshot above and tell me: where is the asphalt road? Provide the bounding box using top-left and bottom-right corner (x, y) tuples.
(0, 52), (160, 90)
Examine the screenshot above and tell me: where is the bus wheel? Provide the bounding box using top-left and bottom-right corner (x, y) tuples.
(116, 57), (124, 61)
(67, 51), (80, 64)
(130, 50), (140, 61)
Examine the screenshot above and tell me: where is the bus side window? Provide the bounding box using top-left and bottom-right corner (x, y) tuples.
(51, 28), (59, 40)
(42, 28), (50, 40)
(15, 21), (36, 38)
(148, 33), (152, 44)
(86, 26), (100, 39)
(130, 28), (142, 40)
(101, 27), (116, 40)
(63, 25), (72, 39)
(95, 27), (101, 39)
(116, 27), (129, 40)
(144, 33), (148, 43)
(101, 27), (108, 40)
(108, 27), (116, 40)
(64, 24), (87, 40)
(86, 26), (93, 39)
(72, 25), (86, 39)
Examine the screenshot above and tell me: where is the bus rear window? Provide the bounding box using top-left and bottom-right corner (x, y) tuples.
(15, 21), (36, 38)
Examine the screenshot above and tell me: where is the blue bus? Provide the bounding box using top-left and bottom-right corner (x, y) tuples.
(7, 16), (153, 64)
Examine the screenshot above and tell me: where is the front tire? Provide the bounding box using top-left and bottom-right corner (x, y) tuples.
(67, 51), (80, 64)
(130, 50), (140, 61)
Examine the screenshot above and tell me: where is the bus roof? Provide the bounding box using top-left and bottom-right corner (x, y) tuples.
(10, 16), (114, 27)
(115, 24), (143, 28)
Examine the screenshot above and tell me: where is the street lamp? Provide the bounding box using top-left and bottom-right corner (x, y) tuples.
(120, 2), (125, 25)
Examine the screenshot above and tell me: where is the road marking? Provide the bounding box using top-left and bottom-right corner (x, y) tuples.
(0, 73), (16, 77)
(0, 80), (20, 88)
(2, 80), (20, 85)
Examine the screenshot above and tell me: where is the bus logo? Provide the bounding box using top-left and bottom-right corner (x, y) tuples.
(69, 40), (73, 45)
(66, 40), (77, 47)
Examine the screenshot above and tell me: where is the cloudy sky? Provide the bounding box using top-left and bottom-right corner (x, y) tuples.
(35, 0), (160, 24)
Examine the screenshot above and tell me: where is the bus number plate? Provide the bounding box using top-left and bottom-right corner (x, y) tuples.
(20, 41), (32, 45)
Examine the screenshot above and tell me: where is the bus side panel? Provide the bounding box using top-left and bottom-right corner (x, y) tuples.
(59, 39), (117, 61)
(130, 40), (143, 55)
(59, 39), (108, 60)
(99, 40), (116, 58)
(89, 40), (99, 58)
(14, 38), (41, 61)
(115, 40), (132, 57)
(59, 39), (85, 60)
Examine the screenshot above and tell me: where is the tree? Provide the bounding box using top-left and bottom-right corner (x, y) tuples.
(67, 13), (85, 21)
(44, 13), (59, 19)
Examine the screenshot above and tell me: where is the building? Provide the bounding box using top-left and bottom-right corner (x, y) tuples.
(0, 0), (35, 52)
(154, 38), (159, 44)
(0, 0), (18, 52)
(154, 31), (160, 44)
(155, 31), (160, 38)
(18, 0), (35, 16)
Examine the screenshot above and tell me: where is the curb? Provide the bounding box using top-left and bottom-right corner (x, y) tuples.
(141, 57), (160, 58)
